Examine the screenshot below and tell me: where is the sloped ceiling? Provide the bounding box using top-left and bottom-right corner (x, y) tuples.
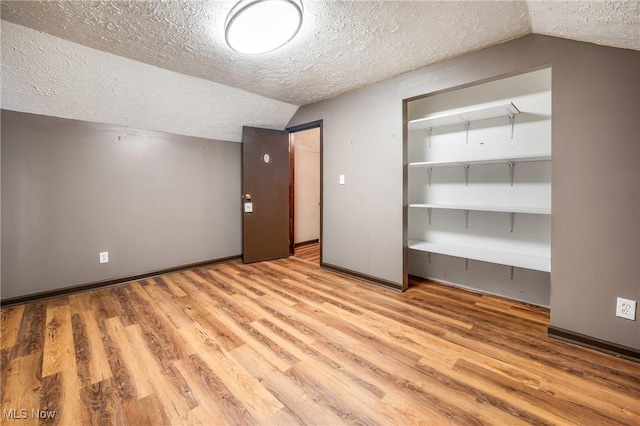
(1, 1), (638, 141)
(528, 1), (639, 50)
(0, 21), (299, 142)
(2, 1), (638, 106)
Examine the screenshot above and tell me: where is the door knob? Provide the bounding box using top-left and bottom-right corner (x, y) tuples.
(243, 194), (253, 213)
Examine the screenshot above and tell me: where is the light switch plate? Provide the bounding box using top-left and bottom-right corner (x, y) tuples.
(99, 251), (109, 264)
(339, 175), (345, 185)
(244, 202), (253, 213)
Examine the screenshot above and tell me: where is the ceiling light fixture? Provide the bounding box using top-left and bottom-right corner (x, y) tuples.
(225, 0), (303, 55)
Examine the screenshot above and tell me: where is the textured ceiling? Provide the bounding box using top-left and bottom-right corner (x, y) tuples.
(1, 1), (639, 106)
(528, 1), (639, 49)
(1, 20), (298, 142)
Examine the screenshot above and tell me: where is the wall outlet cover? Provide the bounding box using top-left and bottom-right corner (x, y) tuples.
(616, 297), (636, 321)
(99, 251), (109, 264)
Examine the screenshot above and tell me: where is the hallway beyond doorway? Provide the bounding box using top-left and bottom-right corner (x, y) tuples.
(293, 241), (319, 264)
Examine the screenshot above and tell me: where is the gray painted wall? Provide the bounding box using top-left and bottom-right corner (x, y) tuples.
(288, 34), (640, 349)
(1, 110), (241, 299)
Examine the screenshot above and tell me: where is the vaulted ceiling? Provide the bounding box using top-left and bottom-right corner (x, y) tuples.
(2, 1), (639, 106)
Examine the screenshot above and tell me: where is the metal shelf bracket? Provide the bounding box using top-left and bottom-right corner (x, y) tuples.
(509, 212), (515, 233)
(508, 161), (515, 186)
(465, 258), (469, 271)
(464, 209), (470, 229)
(508, 114), (516, 139)
(510, 266), (515, 280)
(463, 164), (470, 186)
(428, 207), (432, 225)
(427, 167), (433, 187)
(463, 121), (470, 143)
(427, 127), (433, 148)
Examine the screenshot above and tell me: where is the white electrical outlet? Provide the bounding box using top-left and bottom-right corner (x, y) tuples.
(99, 251), (109, 264)
(339, 174), (345, 185)
(616, 297), (636, 321)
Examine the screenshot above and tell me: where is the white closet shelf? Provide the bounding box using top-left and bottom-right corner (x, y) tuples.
(408, 154), (551, 168)
(408, 240), (550, 272)
(408, 102), (520, 130)
(409, 204), (550, 215)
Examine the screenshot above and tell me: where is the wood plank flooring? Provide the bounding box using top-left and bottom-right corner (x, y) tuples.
(293, 242), (320, 264)
(1, 257), (639, 425)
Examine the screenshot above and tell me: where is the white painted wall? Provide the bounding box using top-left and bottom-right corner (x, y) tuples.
(1, 22), (299, 143)
(294, 128), (320, 244)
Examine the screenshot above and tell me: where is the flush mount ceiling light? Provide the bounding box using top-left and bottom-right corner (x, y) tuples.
(225, 0), (303, 54)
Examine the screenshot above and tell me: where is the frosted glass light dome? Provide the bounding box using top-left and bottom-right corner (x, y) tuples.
(225, 0), (303, 54)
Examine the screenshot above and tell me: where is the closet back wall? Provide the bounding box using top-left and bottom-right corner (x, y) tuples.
(1, 110), (241, 300)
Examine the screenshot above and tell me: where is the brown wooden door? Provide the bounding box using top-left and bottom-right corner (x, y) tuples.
(242, 126), (290, 263)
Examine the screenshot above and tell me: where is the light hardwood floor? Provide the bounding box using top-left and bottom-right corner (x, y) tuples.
(293, 242), (320, 264)
(1, 257), (639, 425)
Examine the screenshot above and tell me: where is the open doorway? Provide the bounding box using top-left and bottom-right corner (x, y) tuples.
(288, 121), (322, 264)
